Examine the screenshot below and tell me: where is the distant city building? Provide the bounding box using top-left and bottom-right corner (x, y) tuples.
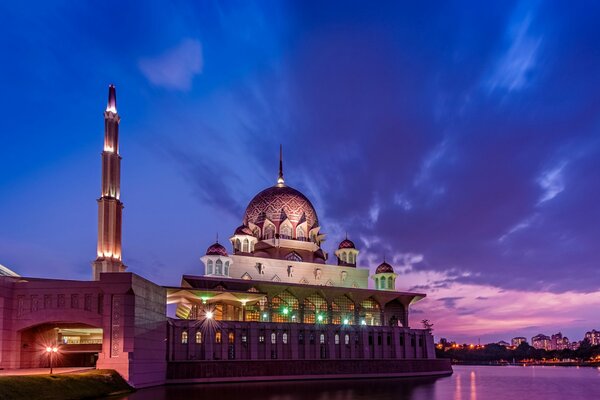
(497, 340), (510, 347)
(512, 337), (527, 347)
(550, 332), (570, 350)
(585, 330), (600, 346)
(531, 334), (551, 350)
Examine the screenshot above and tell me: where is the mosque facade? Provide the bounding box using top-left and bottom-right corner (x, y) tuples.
(0, 86), (451, 387)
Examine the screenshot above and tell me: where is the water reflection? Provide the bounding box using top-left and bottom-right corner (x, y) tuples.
(111, 366), (600, 400)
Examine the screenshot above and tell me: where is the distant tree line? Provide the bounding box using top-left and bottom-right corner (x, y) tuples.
(437, 339), (600, 363)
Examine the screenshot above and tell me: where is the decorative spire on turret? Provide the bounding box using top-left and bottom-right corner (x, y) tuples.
(277, 144), (285, 185)
(92, 84), (126, 280)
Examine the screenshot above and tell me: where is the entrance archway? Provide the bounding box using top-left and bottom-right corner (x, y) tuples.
(19, 322), (103, 368)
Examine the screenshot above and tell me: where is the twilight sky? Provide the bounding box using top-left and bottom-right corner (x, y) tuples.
(1, 0), (599, 343)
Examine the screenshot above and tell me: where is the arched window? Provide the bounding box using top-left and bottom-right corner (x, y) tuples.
(375, 277), (379, 288)
(235, 239), (241, 251)
(283, 332), (288, 344)
(271, 332), (277, 344)
(296, 225), (306, 240)
(388, 276), (393, 289)
(215, 331), (222, 343)
(228, 332), (235, 343)
(181, 331), (188, 344)
(349, 253), (355, 264)
(380, 278), (385, 289)
(335, 334), (340, 344)
(286, 252), (302, 262)
(195, 331), (202, 344)
(216, 259), (223, 275)
(264, 224), (275, 239)
(341, 252), (347, 262)
(242, 239), (249, 253)
(320, 333), (325, 344)
(224, 261), (230, 276)
(344, 334), (350, 345)
(279, 223), (292, 239)
(207, 260), (213, 275)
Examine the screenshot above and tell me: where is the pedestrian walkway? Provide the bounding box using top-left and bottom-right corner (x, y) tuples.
(0, 367), (93, 376)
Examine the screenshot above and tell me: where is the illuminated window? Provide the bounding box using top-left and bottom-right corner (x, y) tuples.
(345, 334), (350, 345)
(332, 295), (354, 325)
(296, 225), (306, 240)
(216, 259), (223, 275)
(215, 331), (222, 343)
(195, 331), (202, 344)
(271, 332), (277, 344)
(360, 298), (381, 326)
(280, 223), (292, 239)
(320, 333), (325, 344)
(335, 334), (339, 345)
(271, 291), (299, 323)
(264, 224), (275, 239)
(303, 294), (327, 324)
(207, 260), (213, 275)
(181, 331), (188, 344)
(259, 335), (265, 343)
(242, 239), (249, 252)
(228, 332), (235, 343)
(283, 333), (288, 344)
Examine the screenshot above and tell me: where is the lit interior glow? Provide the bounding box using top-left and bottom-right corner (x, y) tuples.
(206, 311), (213, 319)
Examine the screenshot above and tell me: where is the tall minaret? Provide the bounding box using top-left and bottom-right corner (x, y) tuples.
(92, 84), (126, 280)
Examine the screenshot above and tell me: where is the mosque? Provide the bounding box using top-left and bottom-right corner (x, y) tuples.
(0, 86), (451, 387)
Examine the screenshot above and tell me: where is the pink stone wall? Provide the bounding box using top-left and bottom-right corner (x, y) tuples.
(0, 273), (167, 388)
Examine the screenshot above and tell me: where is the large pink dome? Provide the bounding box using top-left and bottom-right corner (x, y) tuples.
(243, 184), (319, 228)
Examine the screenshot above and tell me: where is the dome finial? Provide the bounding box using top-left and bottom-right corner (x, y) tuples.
(277, 144), (285, 185)
(216, 232), (219, 244)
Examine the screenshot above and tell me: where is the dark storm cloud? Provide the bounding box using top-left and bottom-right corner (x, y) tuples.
(220, 1), (600, 293)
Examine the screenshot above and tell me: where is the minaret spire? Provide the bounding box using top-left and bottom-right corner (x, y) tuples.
(92, 84), (126, 280)
(277, 144), (285, 185)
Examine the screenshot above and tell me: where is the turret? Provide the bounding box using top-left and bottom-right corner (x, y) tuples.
(372, 260), (397, 291)
(201, 241), (233, 277)
(334, 236), (359, 266)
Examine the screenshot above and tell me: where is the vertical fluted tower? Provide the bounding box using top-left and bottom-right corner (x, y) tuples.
(92, 84), (126, 280)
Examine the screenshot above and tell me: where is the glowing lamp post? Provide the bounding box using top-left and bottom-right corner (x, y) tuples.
(206, 311), (214, 319)
(45, 346), (58, 374)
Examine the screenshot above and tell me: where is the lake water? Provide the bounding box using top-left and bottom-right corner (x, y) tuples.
(113, 366), (600, 400)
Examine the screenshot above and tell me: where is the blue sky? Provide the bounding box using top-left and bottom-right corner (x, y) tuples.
(1, 0), (599, 343)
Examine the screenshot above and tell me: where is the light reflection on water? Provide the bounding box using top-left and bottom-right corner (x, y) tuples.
(112, 366), (600, 400)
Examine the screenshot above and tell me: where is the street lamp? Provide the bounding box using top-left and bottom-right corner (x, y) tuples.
(45, 346), (58, 374)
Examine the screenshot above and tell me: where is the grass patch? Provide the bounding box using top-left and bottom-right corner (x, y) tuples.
(0, 369), (134, 400)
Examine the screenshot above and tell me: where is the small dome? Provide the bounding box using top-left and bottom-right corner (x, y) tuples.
(375, 262), (394, 274)
(234, 224), (254, 236)
(338, 238), (356, 249)
(206, 242), (228, 256)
